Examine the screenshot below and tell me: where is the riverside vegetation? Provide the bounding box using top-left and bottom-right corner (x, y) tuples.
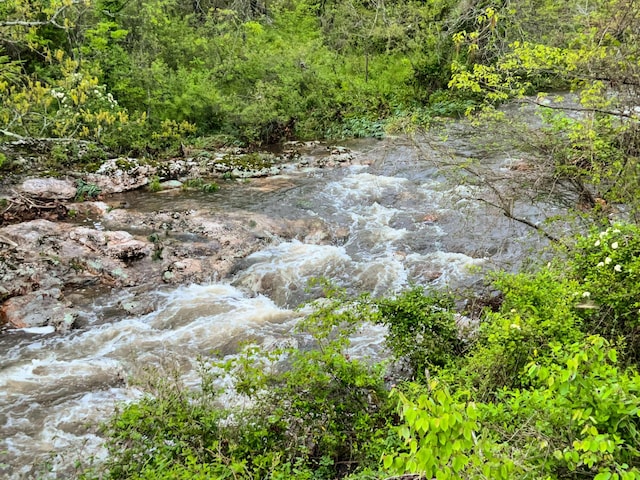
(80, 227), (640, 479)
(3, 0), (640, 478)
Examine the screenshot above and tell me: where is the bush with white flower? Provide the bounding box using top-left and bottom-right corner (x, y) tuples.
(571, 223), (640, 358)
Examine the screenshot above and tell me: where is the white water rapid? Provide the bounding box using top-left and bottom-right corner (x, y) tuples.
(0, 132), (560, 478)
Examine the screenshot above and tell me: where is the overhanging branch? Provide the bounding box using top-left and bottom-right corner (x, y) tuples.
(518, 97), (640, 121)
(0, 1), (82, 30)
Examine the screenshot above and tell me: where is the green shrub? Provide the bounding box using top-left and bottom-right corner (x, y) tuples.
(385, 336), (640, 479)
(181, 178), (219, 192)
(148, 176), (161, 192)
(486, 336), (640, 479)
(384, 381), (517, 479)
(74, 179), (102, 201)
(570, 223), (640, 360)
(374, 288), (463, 379)
(455, 266), (584, 396)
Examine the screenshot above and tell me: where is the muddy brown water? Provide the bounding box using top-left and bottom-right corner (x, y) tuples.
(0, 124), (567, 478)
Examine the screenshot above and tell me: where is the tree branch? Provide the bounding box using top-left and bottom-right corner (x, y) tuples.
(475, 197), (560, 243)
(517, 97), (640, 121)
(0, 129), (25, 140)
(0, 2), (80, 30)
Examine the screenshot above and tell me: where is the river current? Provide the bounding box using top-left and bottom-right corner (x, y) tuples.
(0, 124), (563, 478)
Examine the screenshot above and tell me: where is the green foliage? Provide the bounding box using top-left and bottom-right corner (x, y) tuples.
(385, 382), (517, 479)
(200, 182), (219, 193)
(87, 287), (392, 479)
(374, 287), (462, 378)
(86, 367), (229, 480)
(464, 266), (584, 395)
(385, 336), (640, 479)
(327, 117), (386, 140)
(485, 336), (640, 479)
(150, 120), (197, 151)
(0, 152), (8, 170)
(571, 223), (640, 360)
(148, 176), (161, 193)
(181, 178), (220, 192)
(74, 179), (102, 201)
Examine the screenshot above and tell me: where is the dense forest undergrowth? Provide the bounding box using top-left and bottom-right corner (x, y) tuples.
(2, 0), (640, 219)
(4, 0), (640, 478)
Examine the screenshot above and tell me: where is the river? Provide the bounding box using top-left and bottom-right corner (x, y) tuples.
(0, 120), (565, 478)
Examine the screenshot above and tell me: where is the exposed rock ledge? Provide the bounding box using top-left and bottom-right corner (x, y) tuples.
(0, 142), (359, 332)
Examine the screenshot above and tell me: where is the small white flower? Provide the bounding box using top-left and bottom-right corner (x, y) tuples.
(510, 324), (521, 330)
(582, 292), (591, 298)
(614, 264), (622, 272)
(600, 231), (608, 238)
(597, 262), (605, 267)
(605, 257), (612, 264)
(594, 240), (601, 247)
(611, 242), (619, 249)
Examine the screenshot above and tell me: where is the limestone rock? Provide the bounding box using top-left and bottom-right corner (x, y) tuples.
(104, 231), (151, 261)
(21, 178), (76, 200)
(0, 289), (75, 329)
(84, 158), (157, 194)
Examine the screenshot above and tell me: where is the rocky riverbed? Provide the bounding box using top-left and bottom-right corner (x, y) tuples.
(0, 142), (363, 334)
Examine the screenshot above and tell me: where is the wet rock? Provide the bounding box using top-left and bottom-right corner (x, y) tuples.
(421, 213), (439, 223)
(21, 178), (76, 200)
(1, 218), (62, 246)
(424, 271), (443, 281)
(119, 297), (156, 316)
(68, 226), (108, 247)
(70, 201), (111, 217)
(330, 146), (350, 155)
(162, 258), (203, 284)
(52, 311), (78, 332)
(0, 289), (76, 329)
(104, 231), (151, 261)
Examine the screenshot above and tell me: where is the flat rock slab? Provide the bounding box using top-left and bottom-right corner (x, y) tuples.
(0, 289), (76, 330)
(21, 178), (76, 200)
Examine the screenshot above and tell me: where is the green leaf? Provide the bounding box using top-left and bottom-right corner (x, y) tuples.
(594, 471), (612, 480)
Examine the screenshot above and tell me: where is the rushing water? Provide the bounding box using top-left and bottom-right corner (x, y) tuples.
(0, 129), (561, 478)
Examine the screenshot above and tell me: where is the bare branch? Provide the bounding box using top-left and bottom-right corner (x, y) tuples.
(0, 129), (25, 140)
(0, 1), (80, 30)
(476, 197), (560, 243)
(517, 97), (640, 121)
(0, 20), (61, 28)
